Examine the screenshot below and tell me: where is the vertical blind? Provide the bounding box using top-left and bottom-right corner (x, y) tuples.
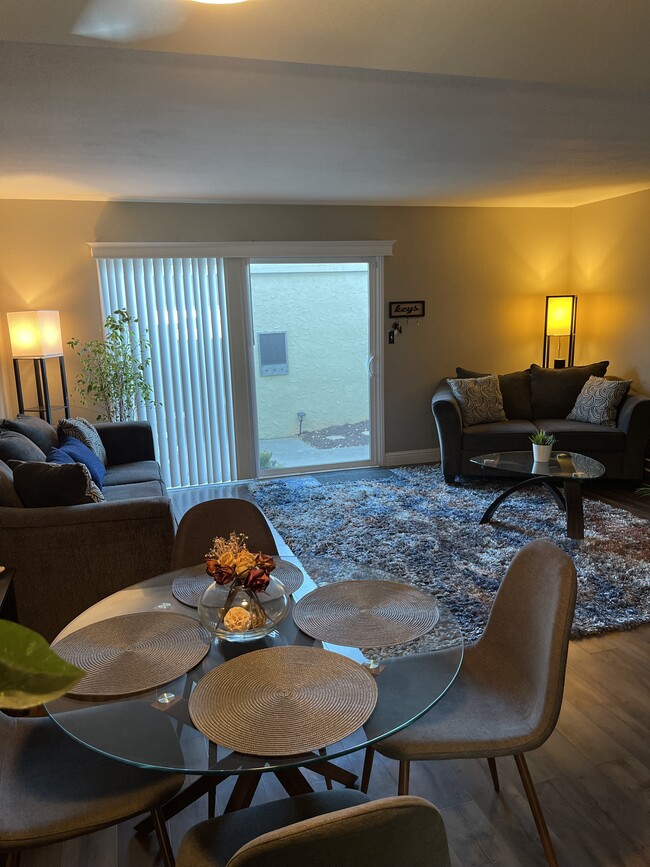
(96, 257), (236, 488)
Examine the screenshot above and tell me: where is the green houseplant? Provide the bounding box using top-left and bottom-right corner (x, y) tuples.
(68, 309), (155, 422)
(530, 429), (557, 462)
(0, 620), (83, 710)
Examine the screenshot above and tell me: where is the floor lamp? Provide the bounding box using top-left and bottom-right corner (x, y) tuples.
(7, 311), (70, 424)
(542, 295), (577, 368)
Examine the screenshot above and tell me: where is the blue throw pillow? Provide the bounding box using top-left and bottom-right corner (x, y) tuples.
(47, 447), (76, 465)
(55, 436), (106, 488)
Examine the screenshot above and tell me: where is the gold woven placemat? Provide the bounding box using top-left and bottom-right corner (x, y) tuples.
(172, 558), (304, 608)
(188, 646), (378, 756)
(292, 580), (440, 647)
(52, 612), (211, 698)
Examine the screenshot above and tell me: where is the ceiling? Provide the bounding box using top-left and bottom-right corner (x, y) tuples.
(1, 0), (650, 207)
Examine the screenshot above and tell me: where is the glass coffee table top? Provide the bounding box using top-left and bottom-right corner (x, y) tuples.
(471, 450), (605, 479)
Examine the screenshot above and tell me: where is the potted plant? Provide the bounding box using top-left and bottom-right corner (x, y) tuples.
(530, 429), (557, 462)
(68, 309), (155, 422)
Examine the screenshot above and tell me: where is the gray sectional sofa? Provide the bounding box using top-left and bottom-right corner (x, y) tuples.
(0, 419), (175, 640)
(432, 363), (650, 483)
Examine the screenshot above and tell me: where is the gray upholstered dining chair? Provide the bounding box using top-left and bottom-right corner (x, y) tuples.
(0, 712), (184, 867)
(176, 790), (451, 867)
(360, 538), (577, 867)
(171, 498), (278, 570)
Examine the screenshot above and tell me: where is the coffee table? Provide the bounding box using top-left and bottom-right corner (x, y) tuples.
(470, 450), (605, 539)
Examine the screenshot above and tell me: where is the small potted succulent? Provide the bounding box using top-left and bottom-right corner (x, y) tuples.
(530, 429), (557, 462)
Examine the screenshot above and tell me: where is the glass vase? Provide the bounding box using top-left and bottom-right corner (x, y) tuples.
(198, 575), (289, 642)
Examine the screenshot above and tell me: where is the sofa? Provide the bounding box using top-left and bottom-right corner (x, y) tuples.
(0, 417), (175, 640)
(432, 362), (650, 484)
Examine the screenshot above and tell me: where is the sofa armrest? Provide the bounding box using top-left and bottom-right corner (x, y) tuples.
(95, 421), (157, 466)
(431, 379), (463, 483)
(0, 497), (175, 641)
(616, 391), (650, 479)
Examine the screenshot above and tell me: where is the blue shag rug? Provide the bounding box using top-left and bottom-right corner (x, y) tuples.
(250, 465), (650, 641)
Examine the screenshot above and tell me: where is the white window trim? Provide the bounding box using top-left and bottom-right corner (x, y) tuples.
(88, 241), (395, 259)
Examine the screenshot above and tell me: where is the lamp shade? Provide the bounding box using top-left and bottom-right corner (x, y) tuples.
(7, 310), (63, 358)
(545, 296), (575, 336)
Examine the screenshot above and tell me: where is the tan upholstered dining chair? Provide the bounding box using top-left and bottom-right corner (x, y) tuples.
(0, 711), (183, 867)
(171, 498), (278, 570)
(360, 538), (577, 867)
(176, 790), (451, 867)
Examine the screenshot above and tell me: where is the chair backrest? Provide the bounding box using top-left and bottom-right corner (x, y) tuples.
(171, 498), (278, 569)
(227, 795), (451, 867)
(475, 538), (577, 746)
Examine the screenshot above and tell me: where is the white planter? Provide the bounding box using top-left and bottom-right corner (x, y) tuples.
(532, 443), (552, 462)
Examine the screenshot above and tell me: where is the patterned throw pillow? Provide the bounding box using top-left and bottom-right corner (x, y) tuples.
(58, 417), (107, 465)
(567, 376), (632, 427)
(447, 375), (507, 426)
(9, 460), (105, 507)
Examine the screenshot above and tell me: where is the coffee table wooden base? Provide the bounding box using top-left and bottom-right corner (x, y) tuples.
(479, 476), (585, 539)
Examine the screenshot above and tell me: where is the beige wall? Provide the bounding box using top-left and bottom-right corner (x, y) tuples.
(2, 195), (644, 458)
(570, 189), (650, 394)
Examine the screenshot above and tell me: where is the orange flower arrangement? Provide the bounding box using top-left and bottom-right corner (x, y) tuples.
(205, 532), (275, 593)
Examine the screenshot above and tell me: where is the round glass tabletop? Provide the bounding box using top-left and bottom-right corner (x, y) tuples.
(46, 557), (463, 776)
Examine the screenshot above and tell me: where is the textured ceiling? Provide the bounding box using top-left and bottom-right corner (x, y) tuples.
(1, 0), (649, 205)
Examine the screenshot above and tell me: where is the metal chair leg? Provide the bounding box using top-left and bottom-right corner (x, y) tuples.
(360, 747), (374, 793)
(514, 753), (559, 867)
(487, 757), (500, 792)
(398, 760), (410, 796)
(150, 807), (175, 867)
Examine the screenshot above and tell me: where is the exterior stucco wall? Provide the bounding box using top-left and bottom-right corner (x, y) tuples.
(250, 263), (370, 439)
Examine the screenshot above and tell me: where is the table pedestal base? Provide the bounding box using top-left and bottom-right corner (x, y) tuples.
(479, 476), (585, 540)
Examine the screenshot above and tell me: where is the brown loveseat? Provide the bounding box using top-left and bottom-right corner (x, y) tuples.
(0, 419), (175, 640)
(432, 363), (650, 484)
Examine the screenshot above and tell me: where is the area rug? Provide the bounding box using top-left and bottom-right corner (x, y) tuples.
(250, 465), (650, 641)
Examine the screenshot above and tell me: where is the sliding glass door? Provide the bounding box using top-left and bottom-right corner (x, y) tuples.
(248, 261), (381, 476)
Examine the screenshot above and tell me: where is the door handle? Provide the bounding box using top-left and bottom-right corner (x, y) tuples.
(367, 355), (376, 377)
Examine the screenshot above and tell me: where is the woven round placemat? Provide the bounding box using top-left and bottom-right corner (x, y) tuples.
(292, 580), (440, 647)
(172, 558), (304, 608)
(188, 646), (378, 756)
(52, 612), (211, 697)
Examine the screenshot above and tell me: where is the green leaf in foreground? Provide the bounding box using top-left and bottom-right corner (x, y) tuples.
(0, 620), (85, 709)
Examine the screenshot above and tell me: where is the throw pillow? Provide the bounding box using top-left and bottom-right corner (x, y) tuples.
(0, 459), (23, 508)
(529, 361), (609, 419)
(9, 460), (105, 507)
(58, 417), (108, 466)
(54, 436), (106, 488)
(46, 447), (76, 465)
(0, 429), (47, 464)
(567, 376), (632, 427)
(447, 375), (507, 426)
(0, 415), (58, 454)
(456, 367), (533, 420)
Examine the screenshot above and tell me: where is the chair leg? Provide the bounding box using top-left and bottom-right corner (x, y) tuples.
(150, 807), (175, 867)
(360, 747), (374, 793)
(398, 760), (410, 796)
(319, 747), (333, 790)
(487, 757), (500, 792)
(514, 753), (558, 867)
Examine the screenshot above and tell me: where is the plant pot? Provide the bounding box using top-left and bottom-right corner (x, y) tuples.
(532, 443), (552, 462)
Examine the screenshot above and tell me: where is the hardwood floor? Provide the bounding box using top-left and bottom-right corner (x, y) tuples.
(12, 472), (650, 867)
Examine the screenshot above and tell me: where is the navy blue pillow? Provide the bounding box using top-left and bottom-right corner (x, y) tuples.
(55, 436), (106, 488)
(47, 447), (76, 465)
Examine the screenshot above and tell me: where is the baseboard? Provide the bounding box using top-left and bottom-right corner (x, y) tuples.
(383, 448), (440, 467)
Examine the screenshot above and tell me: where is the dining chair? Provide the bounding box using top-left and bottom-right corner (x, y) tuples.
(0, 712), (184, 867)
(171, 498), (278, 570)
(360, 538), (577, 867)
(176, 790), (451, 867)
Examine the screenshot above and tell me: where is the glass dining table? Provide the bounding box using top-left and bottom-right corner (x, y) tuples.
(45, 555), (464, 816)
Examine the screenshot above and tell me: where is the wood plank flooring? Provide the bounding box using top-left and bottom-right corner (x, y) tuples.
(11, 473), (650, 867)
